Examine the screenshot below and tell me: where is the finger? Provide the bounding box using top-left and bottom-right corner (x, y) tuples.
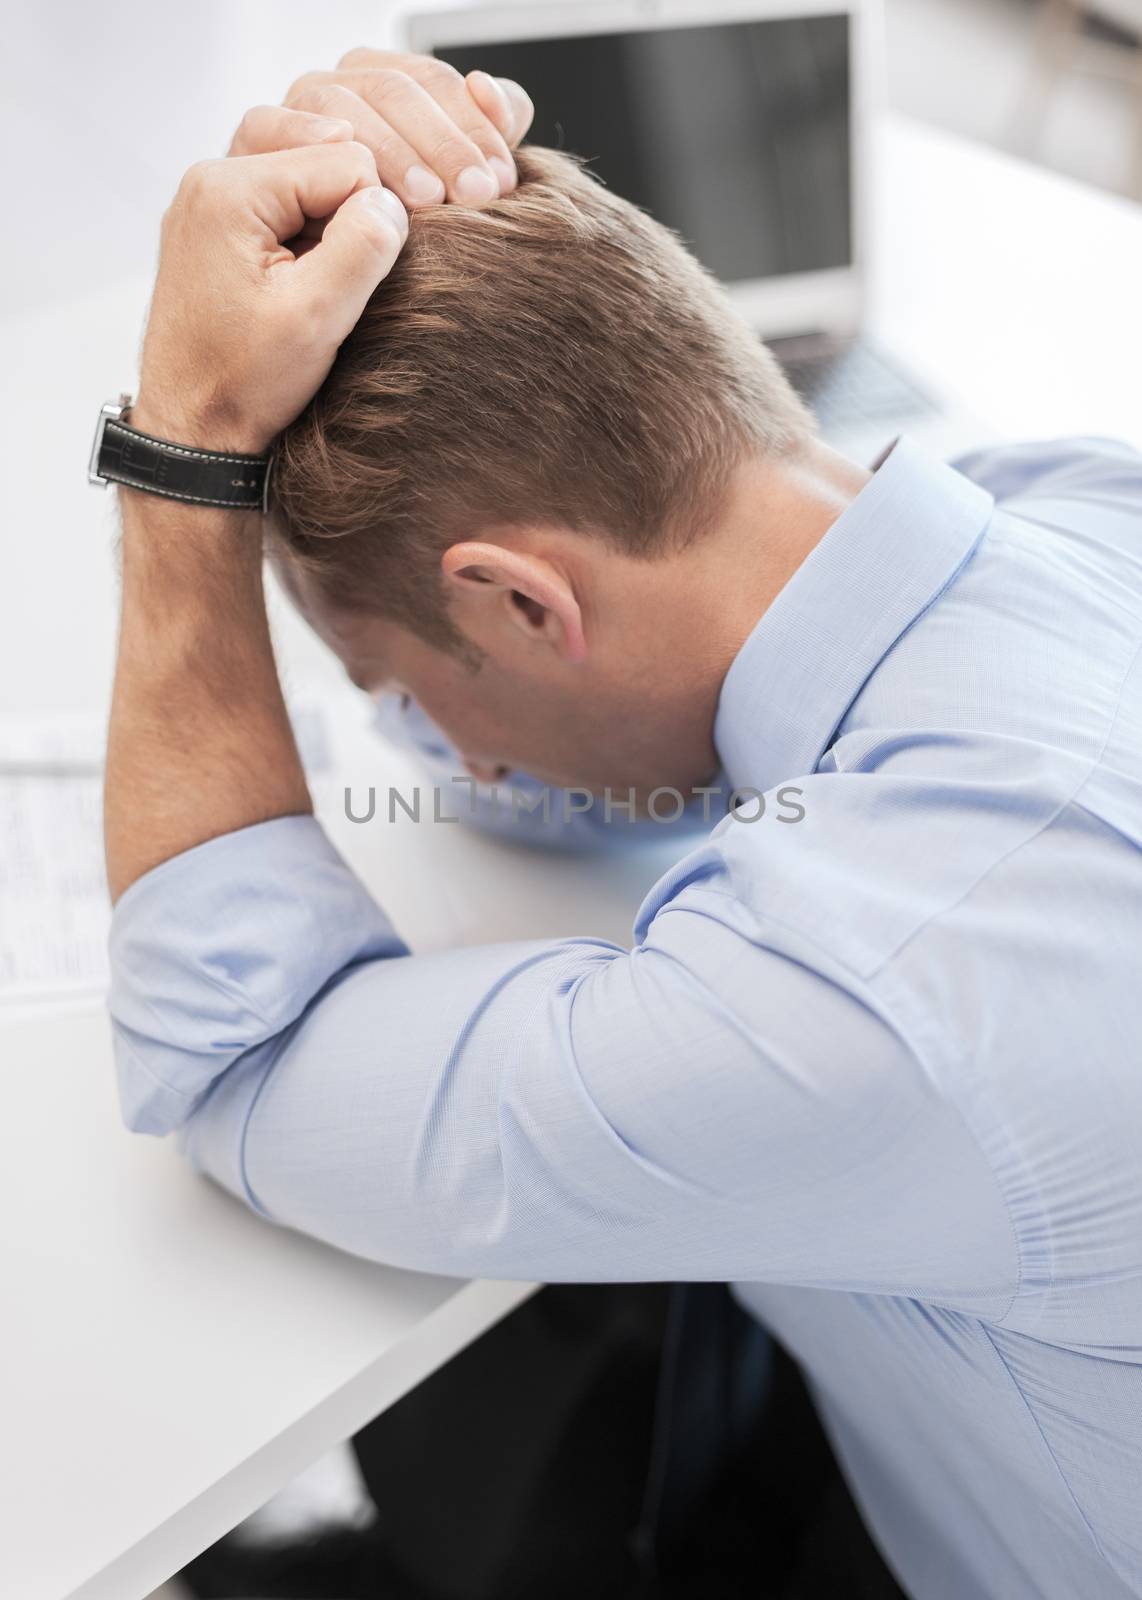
(384, 57), (519, 191)
(333, 51), (518, 192)
(294, 215), (330, 244)
(502, 78), (535, 146)
(466, 71), (534, 150)
(288, 183), (408, 341)
(304, 68), (500, 205)
(464, 70), (513, 139)
(286, 78), (446, 207)
(227, 141), (382, 244)
(229, 103), (353, 157)
(336, 45), (407, 69)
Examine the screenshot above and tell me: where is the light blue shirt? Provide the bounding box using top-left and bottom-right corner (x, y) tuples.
(110, 436), (1142, 1600)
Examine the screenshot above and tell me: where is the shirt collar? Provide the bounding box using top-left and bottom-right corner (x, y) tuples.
(713, 435), (995, 792)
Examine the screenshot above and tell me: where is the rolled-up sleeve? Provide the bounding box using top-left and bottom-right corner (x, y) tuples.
(108, 812), (1017, 1303)
(109, 816), (405, 1137)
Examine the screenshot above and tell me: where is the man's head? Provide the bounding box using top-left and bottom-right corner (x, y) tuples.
(270, 146), (845, 799)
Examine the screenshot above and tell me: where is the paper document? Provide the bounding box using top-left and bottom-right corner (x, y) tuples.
(0, 703), (333, 1008)
(0, 772), (110, 1004)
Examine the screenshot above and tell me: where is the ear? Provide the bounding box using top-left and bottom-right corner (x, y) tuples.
(441, 541), (587, 663)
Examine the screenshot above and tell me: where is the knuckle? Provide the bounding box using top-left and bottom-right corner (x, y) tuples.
(178, 158), (222, 202)
(299, 82), (352, 115)
(426, 131), (477, 173)
(366, 119), (411, 156)
(284, 70), (325, 104)
(323, 138), (382, 185)
(366, 66), (410, 94)
(335, 44), (380, 69)
(418, 58), (463, 92)
(365, 133), (404, 171)
(233, 105), (278, 149)
(471, 127), (511, 161)
(342, 138), (377, 171)
(335, 44), (393, 71)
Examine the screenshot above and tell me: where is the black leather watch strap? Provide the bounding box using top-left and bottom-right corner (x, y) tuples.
(93, 414), (271, 511)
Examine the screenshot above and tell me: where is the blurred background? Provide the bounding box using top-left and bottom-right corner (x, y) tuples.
(2, 0), (1140, 723)
(5, 0), (1141, 325)
(891, 0), (1142, 196)
(1, 3), (1138, 1597)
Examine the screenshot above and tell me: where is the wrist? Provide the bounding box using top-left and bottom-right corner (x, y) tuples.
(130, 393), (271, 457)
(117, 475), (263, 567)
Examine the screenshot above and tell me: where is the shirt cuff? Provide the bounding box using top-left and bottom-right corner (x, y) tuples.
(108, 814), (405, 1135)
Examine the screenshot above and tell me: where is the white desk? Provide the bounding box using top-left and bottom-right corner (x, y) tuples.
(0, 690), (691, 1600)
(0, 1010), (531, 1600)
(1, 114), (1140, 1600)
(0, 727), (688, 1600)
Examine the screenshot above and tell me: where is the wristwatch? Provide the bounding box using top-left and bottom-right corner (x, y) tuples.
(88, 395), (273, 513)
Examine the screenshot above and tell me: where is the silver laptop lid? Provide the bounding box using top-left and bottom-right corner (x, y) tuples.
(405, 0), (880, 340)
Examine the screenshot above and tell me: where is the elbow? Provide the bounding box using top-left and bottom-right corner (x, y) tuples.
(107, 950), (285, 1140)
(111, 1021), (207, 1138)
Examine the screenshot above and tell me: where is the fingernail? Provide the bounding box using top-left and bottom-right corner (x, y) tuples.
(489, 156), (517, 194)
(455, 165), (497, 204)
(363, 186), (408, 237)
(404, 163), (445, 204)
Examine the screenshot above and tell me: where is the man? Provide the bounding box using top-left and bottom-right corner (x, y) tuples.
(102, 46), (1142, 1600)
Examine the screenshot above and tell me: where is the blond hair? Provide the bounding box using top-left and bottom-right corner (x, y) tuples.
(271, 146), (813, 650)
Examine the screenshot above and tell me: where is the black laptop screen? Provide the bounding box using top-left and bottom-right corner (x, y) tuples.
(434, 13), (852, 284)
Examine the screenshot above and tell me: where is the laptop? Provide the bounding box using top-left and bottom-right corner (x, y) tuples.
(404, 0), (984, 463)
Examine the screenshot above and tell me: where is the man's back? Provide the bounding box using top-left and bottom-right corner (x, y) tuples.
(720, 438), (1142, 1597)
(110, 436), (1142, 1599)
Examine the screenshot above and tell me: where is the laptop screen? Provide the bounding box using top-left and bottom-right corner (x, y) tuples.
(434, 13), (852, 285)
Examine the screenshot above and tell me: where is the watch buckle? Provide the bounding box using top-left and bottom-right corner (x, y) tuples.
(88, 394), (132, 486)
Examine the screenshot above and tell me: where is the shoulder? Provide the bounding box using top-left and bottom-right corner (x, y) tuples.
(692, 742), (1074, 985)
(953, 435), (1142, 512)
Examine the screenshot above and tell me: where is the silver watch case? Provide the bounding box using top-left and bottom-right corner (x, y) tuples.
(88, 394), (133, 487)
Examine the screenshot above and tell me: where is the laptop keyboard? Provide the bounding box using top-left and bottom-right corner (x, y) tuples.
(771, 335), (938, 433)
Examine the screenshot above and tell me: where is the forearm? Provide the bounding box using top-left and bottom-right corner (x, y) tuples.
(104, 486), (310, 902)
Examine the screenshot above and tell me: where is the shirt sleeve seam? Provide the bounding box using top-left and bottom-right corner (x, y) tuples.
(980, 1323), (1119, 1578)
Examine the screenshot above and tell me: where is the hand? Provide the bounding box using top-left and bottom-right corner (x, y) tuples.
(133, 143), (409, 456)
(229, 47), (535, 210)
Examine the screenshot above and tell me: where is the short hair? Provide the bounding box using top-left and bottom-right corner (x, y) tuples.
(270, 146), (814, 652)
